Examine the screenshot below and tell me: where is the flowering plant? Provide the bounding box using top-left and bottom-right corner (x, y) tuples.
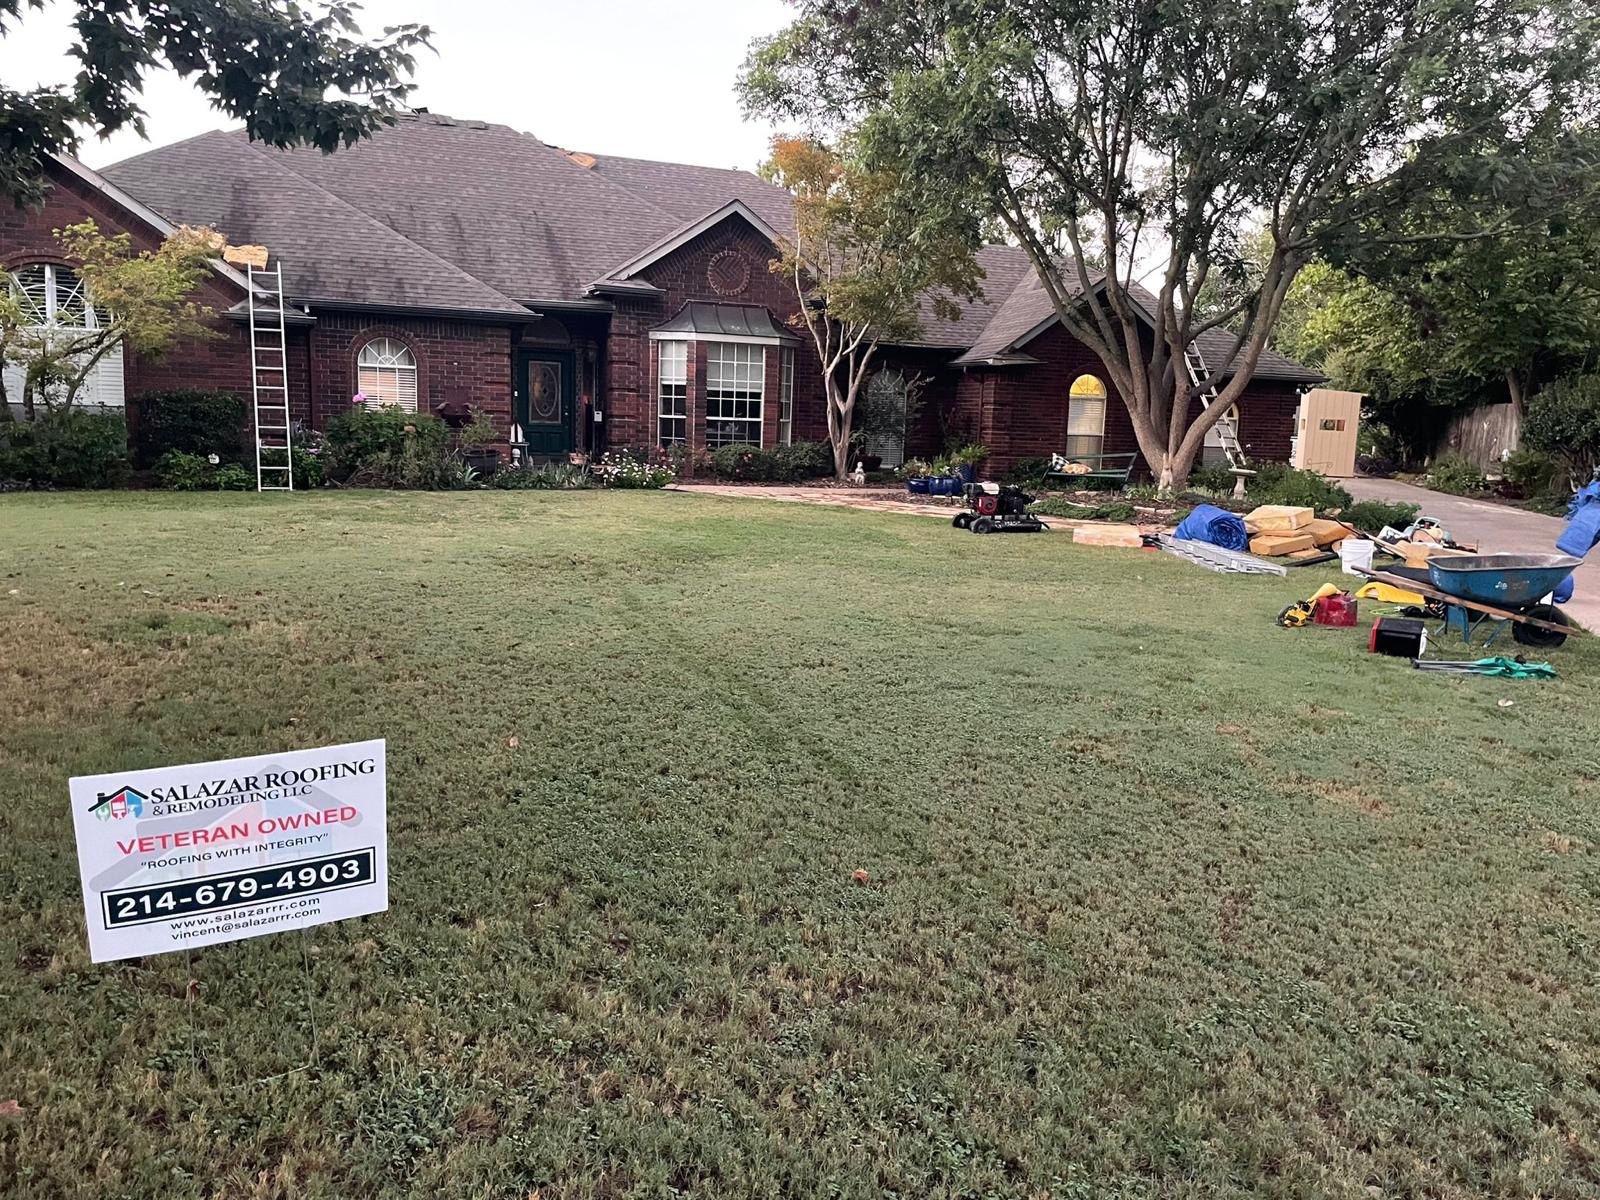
(594, 448), (674, 489)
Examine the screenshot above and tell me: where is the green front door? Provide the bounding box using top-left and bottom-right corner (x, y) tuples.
(515, 350), (575, 457)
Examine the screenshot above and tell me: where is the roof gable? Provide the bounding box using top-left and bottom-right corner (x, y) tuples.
(596, 200), (783, 287)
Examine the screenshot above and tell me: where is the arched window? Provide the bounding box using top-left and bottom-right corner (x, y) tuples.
(9, 262), (103, 330)
(1066, 373), (1107, 459)
(356, 337), (419, 412)
(4, 262), (122, 411)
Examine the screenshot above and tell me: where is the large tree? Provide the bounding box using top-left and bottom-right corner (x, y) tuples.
(763, 135), (979, 479)
(742, 0), (1600, 491)
(1, 0), (430, 207)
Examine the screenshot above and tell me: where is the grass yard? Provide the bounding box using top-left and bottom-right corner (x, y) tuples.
(3, 490), (1600, 1200)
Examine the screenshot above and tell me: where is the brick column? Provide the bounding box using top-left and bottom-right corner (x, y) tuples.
(687, 339), (704, 456)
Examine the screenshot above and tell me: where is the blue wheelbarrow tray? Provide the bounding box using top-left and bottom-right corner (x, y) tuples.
(1427, 553), (1582, 609)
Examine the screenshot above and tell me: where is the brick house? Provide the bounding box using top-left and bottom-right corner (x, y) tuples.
(3, 113), (1321, 476)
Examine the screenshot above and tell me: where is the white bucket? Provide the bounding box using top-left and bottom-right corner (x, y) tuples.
(1339, 538), (1375, 576)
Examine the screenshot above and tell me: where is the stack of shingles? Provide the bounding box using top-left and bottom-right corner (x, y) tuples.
(1245, 506), (1353, 558)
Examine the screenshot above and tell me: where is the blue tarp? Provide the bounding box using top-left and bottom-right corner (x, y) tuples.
(1173, 504), (1250, 552)
(1557, 481), (1600, 558)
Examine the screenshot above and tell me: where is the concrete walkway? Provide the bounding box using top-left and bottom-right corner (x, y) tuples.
(1345, 476), (1597, 631)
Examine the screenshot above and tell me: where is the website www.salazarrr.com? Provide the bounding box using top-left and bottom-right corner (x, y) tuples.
(167, 897), (322, 941)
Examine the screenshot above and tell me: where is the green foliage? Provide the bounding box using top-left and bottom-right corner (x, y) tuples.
(1188, 462), (1238, 496)
(489, 461), (595, 490)
(708, 441), (835, 482)
(594, 448), (674, 489)
(1006, 457), (1052, 488)
(1524, 373), (1600, 483)
(1244, 463), (1353, 513)
(259, 446), (324, 491)
(0, 2), (431, 207)
(1501, 448), (1565, 502)
(1426, 453), (1488, 496)
(152, 450), (254, 491)
(324, 405), (455, 489)
(129, 388), (246, 467)
(1339, 499), (1422, 534)
(0, 410), (129, 488)
(1030, 497), (1138, 522)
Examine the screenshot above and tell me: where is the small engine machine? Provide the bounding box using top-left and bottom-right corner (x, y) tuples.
(952, 482), (1047, 534)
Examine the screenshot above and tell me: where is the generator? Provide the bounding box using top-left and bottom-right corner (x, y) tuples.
(952, 482), (1047, 534)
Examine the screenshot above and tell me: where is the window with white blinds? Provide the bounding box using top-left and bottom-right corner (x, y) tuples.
(1066, 374), (1107, 459)
(778, 347), (795, 445)
(4, 262), (123, 411)
(658, 340), (687, 445)
(356, 338), (419, 412)
(705, 342), (764, 447)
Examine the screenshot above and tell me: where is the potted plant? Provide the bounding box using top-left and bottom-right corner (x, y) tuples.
(900, 458), (933, 494)
(947, 443), (989, 484)
(455, 406), (501, 478)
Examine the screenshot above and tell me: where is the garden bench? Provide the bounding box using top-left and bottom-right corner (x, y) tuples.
(1043, 451), (1138, 488)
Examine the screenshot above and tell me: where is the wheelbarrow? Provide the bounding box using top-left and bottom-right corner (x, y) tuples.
(1354, 552), (1582, 648)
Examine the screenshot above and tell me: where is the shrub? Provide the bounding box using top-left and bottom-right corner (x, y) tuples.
(1524, 374), (1600, 482)
(130, 389), (247, 468)
(1426, 453), (1487, 496)
(490, 461), (595, 490)
(1006, 457), (1052, 488)
(595, 449), (673, 489)
(1244, 462), (1353, 513)
(153, 449), (212, 490)
(774, 440), (834, 480)
(1340, 499), (1421, 534)
(710, 443), (780, 482)
(0, 411), (130, 488)
(257, 447), (325, 491)
(1500, 448), (1564, 501)
(213, 463), (254, 491)
(324, 405), (454, 488)
(1188, 462), (1236, 495)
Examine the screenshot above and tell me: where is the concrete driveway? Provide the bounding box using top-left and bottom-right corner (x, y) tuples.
(1344, 476), (1597, 631)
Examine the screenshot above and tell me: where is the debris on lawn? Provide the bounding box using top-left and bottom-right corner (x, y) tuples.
(1277, 583), (1357, 628)
(850, 868), (871, 885)
(1370, 616), (1429, 657)
(1412, 657), (1556, 679)
(1072, 524), (1144, 548)
(1158, 534), (1288, 575)
(0, 1099), (21, 1119)
(1172, 503), (1250, 551)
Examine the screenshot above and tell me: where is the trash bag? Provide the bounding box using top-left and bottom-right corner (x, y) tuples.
(1173, 503), (1250, 552)
(1556, 496), (1600, 558)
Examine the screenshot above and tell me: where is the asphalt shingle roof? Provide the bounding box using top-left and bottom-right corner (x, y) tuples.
(588, 153), (798, 237)
(102, 130), (531, 317)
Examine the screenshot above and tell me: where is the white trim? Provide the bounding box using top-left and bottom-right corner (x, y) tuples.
(648, 329), (789, 347)
(601, 200), (784, 283)
(50, 152), (265, 298)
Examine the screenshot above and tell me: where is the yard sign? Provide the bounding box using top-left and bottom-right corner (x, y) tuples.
(68, 739), (388, 963)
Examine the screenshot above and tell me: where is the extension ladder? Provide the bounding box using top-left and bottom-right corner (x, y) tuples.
(247, 261), (293, 492)
(1182, 340), (1245, 469)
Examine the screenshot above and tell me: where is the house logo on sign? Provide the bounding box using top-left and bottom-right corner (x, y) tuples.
(87, 785), (148, 821)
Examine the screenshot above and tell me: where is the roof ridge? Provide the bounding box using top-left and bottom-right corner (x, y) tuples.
(230, 135), (528, 310)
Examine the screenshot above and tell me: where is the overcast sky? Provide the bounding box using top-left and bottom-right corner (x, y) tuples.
(0, 0), (794, 170)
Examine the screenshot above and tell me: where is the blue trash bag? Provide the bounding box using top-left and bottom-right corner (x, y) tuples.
(1554, 574), (1576, 605)
(1173, 503), (1250, 552)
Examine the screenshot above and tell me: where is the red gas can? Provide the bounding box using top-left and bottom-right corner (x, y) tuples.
(1312, 593), (1358, 627)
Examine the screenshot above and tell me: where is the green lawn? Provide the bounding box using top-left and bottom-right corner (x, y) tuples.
(2, 490), (1599, 1200)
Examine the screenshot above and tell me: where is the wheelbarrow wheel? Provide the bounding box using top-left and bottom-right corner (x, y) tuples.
(1513, 603), (1570, 648)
